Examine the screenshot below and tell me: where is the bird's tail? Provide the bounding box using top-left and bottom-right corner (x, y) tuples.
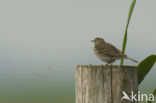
(126, 56), (138, 63)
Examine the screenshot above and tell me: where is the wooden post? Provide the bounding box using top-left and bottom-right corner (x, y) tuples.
(75, 65), (138, 103)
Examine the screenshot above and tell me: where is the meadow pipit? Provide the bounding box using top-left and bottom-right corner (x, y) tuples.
(91, 37), (138, 65)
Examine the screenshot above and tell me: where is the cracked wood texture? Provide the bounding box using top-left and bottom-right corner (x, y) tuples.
(75, 65), (138, 103)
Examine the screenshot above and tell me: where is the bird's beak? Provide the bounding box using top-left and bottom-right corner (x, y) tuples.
(91, 40), (94, 42)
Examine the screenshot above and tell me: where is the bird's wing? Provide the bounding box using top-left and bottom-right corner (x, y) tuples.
(96, 43), (125, 58)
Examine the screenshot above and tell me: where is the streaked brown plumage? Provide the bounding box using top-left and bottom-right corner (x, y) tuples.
(92, 37), (138, 65)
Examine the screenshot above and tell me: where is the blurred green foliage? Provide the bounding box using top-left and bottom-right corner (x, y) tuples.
(138, 55), (156, 85)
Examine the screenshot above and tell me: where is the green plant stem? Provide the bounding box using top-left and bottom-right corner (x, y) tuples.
(121, 0), (136, 65)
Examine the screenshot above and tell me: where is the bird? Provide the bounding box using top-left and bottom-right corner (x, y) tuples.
(91, 37), (138, 65)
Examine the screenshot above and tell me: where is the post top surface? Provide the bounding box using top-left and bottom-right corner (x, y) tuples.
(76, 65), (137, 70)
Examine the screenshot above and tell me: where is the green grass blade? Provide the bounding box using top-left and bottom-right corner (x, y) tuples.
(148, 88), (156, 103)
(121, 0), (136, 65)
(138, 55), (156, 84)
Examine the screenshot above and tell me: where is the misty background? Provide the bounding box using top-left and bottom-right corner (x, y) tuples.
(0, 0), (156, 103)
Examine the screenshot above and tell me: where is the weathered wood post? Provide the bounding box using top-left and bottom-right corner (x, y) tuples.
(75, 65), (138, 103)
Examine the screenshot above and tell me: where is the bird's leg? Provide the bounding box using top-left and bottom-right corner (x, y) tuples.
(106, 61), (113, 66)
(110, 63), (113, 68)
(105, 63), (110, 66)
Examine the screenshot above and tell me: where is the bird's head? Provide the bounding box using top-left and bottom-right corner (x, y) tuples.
(91, 37), (105, 45)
